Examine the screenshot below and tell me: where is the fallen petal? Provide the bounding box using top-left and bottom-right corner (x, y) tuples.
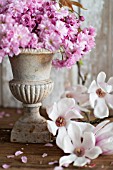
(48, 160), (58, 165)
(21, 156), (27, 163)
(42, 153), (48, 158)
(44, 143), (53, 147)
(54, 166), (64, 170)
(15, 151), (23, 156)
(7, 155), (15, 158)
(2, 164), (10, 169)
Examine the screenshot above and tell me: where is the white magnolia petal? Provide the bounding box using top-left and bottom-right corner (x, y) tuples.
(105, 94), (113, 109)
(89, 93), (98, 108)
(57, 98), (75, 115)
(85, 146), (102, 159)
(107, 77), (113, 85)
(65, 109), (83, 120)
(96, 122), (113, 139)
(47, 103), (58, 121)
(77, 93), (89, 105)
(56, 127), (68, 151)
(97, 132), (113, 143)
(88, 80), (98, 93)
(82, 132), (95, 150)
(59, 154), (76, 167)
(97, 72), (106, 83)
(47, 120), (58, 136)
(67, 123), (81, 147)
(94, 98), (109, 119)
(98, 83), (112, 93)
(75, 122), (94, 133)
(98, 139), (113, 155)
(73, 157), (89, 167)
(94, 120), (110, 135)
(62, 135), (75, 153)
(75, 85), (88, 93)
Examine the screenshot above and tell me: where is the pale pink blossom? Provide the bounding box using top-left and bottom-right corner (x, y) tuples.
(15, 150), (23, 156)
(62, 85), (89, 106)
(94, 120), (113, 155)
(21, 156), (27, 163)
(2, 164), (10, 169)
(88, 72), (113, 118)
(58, 123), (102, 167)
(46, 98), (83, 136)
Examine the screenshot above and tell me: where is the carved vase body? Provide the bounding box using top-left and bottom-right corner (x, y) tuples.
(9, 49), (54, 143)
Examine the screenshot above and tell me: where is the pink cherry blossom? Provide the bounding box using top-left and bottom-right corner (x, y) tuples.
(88, 72), (113, 118)
(0, 0), (95, 68)
(46, 98), (83, 136)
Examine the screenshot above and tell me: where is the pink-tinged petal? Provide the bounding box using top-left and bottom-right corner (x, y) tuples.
(97, 72), (106, 84)
(88, 80), (98, 93)
(15, 151), (23, 156)
(94, 120), (110, 135)
(94, 98), (109, 118)
(67, 123), (81, 147)
(89, 93), (98, 108)
(107, 77), (113, 86)
(61, 135), (74, 153)
(85, 146), (102, 159)
(2, 164), (10, 169)
(21, 156), (27, 163)
(75, 122), (94, 133)
(105, 94), (113, 109)
(46, 103), (58, 121)
(42, 153), (48, 158)
(98, 83), (112, 93)
(57, 98), (75, 115)
(82, 132), (95, 149)
(47, 120), (58, 136)
(7, 155), (15, 158)
(64, 109), (83, 120)
(97, 138), (113, 155)
(44, 143), (53, 147)
(48, 160), (58, 165)
(56, 127), (67, 151)
(54, 166), (64, 170)
(75, 85), (88, 93)
(73, 157), (89, 167)
(59, 154), (76, 167)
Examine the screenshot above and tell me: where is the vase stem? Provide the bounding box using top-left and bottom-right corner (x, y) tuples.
(11, 103), (51, 143)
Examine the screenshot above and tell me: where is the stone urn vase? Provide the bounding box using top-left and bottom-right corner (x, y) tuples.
(9, 49), (54, 143)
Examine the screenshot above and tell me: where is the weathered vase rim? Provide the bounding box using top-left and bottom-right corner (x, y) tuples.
(20, 48), (60, 54)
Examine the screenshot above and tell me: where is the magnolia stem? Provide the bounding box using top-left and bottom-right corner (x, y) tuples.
(90, 115), (113, 125)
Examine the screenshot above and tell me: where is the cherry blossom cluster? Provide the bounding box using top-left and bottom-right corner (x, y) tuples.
(46, 72), (113, 168)
(0, 0), (95, 68)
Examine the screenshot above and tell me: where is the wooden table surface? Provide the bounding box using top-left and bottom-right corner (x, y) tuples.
(0, 108), (113, 170)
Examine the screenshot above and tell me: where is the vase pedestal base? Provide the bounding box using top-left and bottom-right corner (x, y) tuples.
(10, 104), (51, 143)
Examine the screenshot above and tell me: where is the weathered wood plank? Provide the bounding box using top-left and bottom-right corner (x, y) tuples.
(0, 108), (113, 169)
(80, 0), (113, 84)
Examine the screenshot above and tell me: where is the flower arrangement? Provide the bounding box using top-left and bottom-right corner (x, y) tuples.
(0, 0), (95, 68)
(46, 72), (113, 168)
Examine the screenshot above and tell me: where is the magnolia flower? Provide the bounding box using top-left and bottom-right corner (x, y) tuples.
(94, 120), (113, 155)
(88, 72), (113, 118)
(58, 123), (102, 167)
(46, 98), (83, 136)
(62, 85), (89, 106)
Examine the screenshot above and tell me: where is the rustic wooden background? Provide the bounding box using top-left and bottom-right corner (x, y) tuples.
(0, 0), (113, 108)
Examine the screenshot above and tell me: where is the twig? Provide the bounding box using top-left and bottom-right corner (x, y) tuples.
(90, 115), (113, 125)
(77, 62), (86, 85)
